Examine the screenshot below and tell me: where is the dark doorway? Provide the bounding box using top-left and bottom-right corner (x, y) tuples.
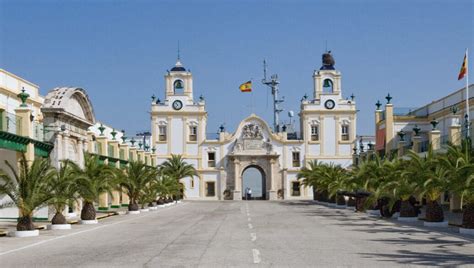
(242, 166), (266, 200)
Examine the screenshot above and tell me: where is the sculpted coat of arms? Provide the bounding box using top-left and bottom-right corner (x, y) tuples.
(242, 124), (263, 139)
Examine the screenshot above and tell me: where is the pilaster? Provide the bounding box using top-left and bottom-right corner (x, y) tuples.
(385, 104), (394, 151)
(428, 130), (441, 151)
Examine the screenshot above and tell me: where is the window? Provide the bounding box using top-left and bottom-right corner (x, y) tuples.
(208, 152), (216, 167)
(206, 182), (216, 197)
(310, 125), (319, 141)
(159, 126), (167, 141)
(189, 126), (197, 141)
(341, 125), (350, 141)
(174, 80), (184, 94)
(291, 181), (301, 196)
(292, 152), (300, 167)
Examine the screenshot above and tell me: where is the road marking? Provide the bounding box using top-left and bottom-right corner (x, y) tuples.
(250, 232), (257, 241)
(252, 249), (261, 263)
(248, 223), (253, 229)
(0, 203), (188, 257)
(248, 217), (251, 222)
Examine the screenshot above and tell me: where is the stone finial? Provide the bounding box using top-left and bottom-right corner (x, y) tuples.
(98, 124), (105, 136)
(430, 119), (439, 130)
(385, 93), (392, 104)
(375, 100), (382, 110)
(412, 125), (421, 136)
(17, 88), (30, 107)
(398, 130), (406, 141)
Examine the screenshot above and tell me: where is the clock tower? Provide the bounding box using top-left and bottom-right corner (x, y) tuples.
(300, 51), (357, 165)
(151, 58), (207, 168)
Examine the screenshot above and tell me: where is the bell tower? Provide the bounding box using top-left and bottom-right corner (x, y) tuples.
(165, 58), (194, 102)
(313, 51), (342, 100)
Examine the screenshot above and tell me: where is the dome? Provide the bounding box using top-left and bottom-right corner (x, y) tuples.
(170, 59), (186, 72)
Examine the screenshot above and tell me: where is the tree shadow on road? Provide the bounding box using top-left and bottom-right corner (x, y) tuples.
(359, 249), (474, 267)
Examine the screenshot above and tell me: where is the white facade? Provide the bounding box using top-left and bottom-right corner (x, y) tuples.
(151, 53), (357, 200)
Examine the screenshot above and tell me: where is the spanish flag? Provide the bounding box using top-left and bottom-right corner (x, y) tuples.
(458, 51), (467, 80)
(239, 81), (252, 92)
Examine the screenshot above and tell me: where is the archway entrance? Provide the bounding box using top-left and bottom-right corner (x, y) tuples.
(242, 166), (266, 200)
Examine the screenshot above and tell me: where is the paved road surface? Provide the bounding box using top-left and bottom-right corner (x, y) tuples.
(1, 201), (473, 267)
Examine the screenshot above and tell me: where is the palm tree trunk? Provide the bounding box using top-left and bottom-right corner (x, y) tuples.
(128, 200), (139, 211)
(425, 200), (444, 222)
(17, 215), (35, 231)
(347, 197), (356, 207)
(81, 201), (96, 220)
(336, 194), (346, 205)
(399, 199), (417, 217)
(462, 202), (474, 229)
(52, 211), (67, 224)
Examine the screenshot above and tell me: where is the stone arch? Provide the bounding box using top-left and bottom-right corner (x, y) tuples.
(242, 164), (266, 200)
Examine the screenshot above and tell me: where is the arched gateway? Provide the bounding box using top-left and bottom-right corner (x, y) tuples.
(242, 165), (266, 200)
(227, 120), (281, 200)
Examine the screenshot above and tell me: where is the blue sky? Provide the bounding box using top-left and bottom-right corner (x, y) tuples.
(1, 0), (472, 137)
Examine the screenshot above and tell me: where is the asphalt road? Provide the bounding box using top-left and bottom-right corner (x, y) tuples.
(1, 201), (474, 267)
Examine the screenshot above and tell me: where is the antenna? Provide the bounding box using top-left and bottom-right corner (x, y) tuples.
(262, 60), (284, 132)
(177, 41), (180, 60)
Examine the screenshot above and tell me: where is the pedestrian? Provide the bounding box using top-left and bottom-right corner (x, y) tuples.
(248, 188), (252, 200)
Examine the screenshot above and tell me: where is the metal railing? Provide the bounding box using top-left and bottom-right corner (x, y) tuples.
(0, 111), (23, 135)
(206, 132), (220, 140)
(32, 121), (45, 141)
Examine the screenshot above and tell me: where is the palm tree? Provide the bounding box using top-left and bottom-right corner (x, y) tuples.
(49, 160), (78, 225)
(0, 155), (55, 231)
(384, 158), (420, 218)
(159, 154), (197, 199)
(441, 140), (474, 228)
(139, 178), (159, 209)
(73, 153), (115, 221)
(117, 161), (157, 211)
(156, 174), (182, 202)
(405, 149), (446, 222)
(298, 160), (324, 201)
(326, 164), (350, 206)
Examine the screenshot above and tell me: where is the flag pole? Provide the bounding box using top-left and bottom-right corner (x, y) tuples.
(466, 48), (470, 138)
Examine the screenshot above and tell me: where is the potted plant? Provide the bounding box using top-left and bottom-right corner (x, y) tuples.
(0, 155), (55, 237)
(117, 161), (157, 214)
(48, 160), (78, 230)
(73, 153), (115, 224)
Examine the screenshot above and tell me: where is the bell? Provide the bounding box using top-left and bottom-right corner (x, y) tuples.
(323, 79), (332, 88)
(174, 80), (183, 89)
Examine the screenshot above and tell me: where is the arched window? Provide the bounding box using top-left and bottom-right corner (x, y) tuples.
(322, 79), (333, 93)
(173, 79), (184, 94)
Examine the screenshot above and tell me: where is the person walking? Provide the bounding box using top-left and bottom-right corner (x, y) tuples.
(248, 188), (252, 200)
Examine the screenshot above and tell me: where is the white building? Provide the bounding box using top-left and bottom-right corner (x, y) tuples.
(151, 52), (357, 200)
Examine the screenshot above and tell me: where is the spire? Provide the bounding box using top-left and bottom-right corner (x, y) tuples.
(172, 41), (185, 70)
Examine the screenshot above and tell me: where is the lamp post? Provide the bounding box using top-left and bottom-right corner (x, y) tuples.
(136, 131), (151, 151)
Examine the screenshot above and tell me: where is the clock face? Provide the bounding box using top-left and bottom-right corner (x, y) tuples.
(324, 99), (335, 110)
(172, 100), (183, 110)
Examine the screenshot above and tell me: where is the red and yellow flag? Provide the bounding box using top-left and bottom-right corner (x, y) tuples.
(458, 52), (467, 80)
(239, 81), (252, 92)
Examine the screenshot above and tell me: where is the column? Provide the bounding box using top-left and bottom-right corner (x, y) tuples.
(268, 158), (277, 200)
(428, 129), (441, 151)
(385, 103), (394, 151)
(233, 159), (242, 200)
(15, 107), (34, 163)
(448, 115), (462, 146)
(397, 140), (407, 158)
(96, 136), (109, 211)
(109, 140), (121, 209)
(412, 135), (422, 153)
(120, 143), (131, 207)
